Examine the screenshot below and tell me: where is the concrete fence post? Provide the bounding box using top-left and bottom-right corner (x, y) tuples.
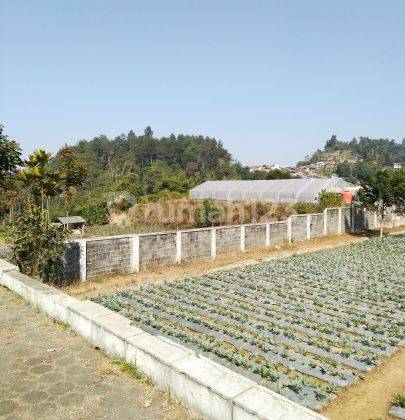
(287, 217), (292, 243)
(374, 212), (378, 228)
(211, 227), (216, 259)
(351, 202), (355, 232)
(265, 222), (270, 246)
(240, 225), (245, 252)
(323, 209), (328, 235)
(79, 239), (87, 282)
(176, 231), (182, 264)
(130, 234), (140, 273)
(306, 214), (311, 240)
(338, 208), (342, 235)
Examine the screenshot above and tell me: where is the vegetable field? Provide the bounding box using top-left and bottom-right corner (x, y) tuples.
(94, 235), (405, 410)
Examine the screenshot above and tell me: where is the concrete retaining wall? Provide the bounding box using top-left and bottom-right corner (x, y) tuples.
(0, 258), (326, 420)
(60, 205), (394, 281)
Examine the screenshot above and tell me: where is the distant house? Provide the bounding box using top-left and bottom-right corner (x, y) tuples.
(57, 216), (86, 231)
(393, 163), (402, 169)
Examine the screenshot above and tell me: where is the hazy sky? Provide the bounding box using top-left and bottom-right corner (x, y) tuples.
(1, 1), (404, 165)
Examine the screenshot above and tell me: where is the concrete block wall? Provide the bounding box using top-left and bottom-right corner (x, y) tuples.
(353, 206), (366, 231)
(310, 214), (324, 238)
(181, 229), (212, 261)
(139, 232), (177, 270)
(327, 208), (340, 235)
(62, 242), (81, 282)
(86, 237), (131, 278)
(268, 222), (288, 245)
(341, 207), (352, 232)
(290, 215), (308, 242)
(244, 224), (266, 250)
(61, 205), (387, 282)
(215, 226), (241, 255)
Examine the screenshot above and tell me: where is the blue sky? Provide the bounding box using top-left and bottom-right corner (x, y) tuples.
(1, 1), (404, 165)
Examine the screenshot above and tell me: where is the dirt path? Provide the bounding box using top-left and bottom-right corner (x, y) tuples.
(321, 347), (405, 420)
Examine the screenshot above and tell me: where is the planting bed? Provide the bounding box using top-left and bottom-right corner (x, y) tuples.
(94, 235), (405, 411)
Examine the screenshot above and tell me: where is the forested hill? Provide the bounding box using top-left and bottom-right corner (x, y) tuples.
(298, 135), (405, 167)
(68, 127), (248, 206)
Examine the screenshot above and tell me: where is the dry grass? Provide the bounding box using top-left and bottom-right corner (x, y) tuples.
(321, 347), (405, 419)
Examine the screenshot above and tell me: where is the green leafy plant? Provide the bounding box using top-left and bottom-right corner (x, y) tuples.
(317, 190), (342, 211)
(294, 202), (317, 214)
(11, 206), (67, 283)
(394, 394), (405, 408)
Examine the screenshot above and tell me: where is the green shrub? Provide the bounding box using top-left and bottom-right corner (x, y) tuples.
(395, 394), (405, 408)
(77, 202), (109, 226)
(317, 190), (342, 211)
(295, 202), (316, 214)
(197, 199), (223, 227)
(11, 206), (67, 283)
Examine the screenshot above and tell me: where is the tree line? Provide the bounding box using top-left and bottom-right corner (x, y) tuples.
(298, 134), (404, 183)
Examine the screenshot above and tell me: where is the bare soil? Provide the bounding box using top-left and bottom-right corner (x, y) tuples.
(321, 347), (405, 420)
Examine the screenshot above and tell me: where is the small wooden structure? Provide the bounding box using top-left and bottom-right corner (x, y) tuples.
(57, 216), (86, 231)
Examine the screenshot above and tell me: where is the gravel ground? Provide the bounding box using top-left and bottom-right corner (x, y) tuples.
(0, 286), (191, 420)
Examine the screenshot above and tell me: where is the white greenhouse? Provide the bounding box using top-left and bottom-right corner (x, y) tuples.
(189, 178), (357, 203)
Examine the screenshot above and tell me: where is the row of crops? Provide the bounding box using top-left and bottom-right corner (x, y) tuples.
(94, 234), (405, 410)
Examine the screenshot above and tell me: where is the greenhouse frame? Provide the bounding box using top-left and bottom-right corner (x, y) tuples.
(189, 178), (357, 203)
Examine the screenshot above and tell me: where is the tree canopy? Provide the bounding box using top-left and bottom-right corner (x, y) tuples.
(298, 134), (404, 169)
(359, 168), (405, 237)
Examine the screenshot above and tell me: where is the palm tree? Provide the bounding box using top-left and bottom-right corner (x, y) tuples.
(26, 149), (52, 212)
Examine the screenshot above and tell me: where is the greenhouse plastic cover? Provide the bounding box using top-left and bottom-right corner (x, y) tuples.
(189, 178), (356, 203)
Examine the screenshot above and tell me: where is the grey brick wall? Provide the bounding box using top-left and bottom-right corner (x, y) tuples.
(86, 237), (131, 278)
(291, 215), (308, 242)
(181, 229), (212, 261)
(59, 206), (387, 282)
(216, 227), (241, 255)
(353, 206), (366, 230)
(62, 242), (81, 282)
(364, 211), (375, 229)
(0, 245), (12, 261)
(268, 222), (288, 246)
(245, 224), (266, 250)
(341, 207), (352, 232)
(139, 233), (176, 269)
(327, 209), (339, 234)
(310, 214), (324, 238)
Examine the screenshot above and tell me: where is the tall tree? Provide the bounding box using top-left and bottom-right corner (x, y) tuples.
(56, 145), (88, 219)
(25, 149), (52, 212)
(0, 124), (22, 219)
(360, 168), (405, 238)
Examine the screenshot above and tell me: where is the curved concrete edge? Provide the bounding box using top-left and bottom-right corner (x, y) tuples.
(0, 258), (327, 420)
(389, 406), (405, 419)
